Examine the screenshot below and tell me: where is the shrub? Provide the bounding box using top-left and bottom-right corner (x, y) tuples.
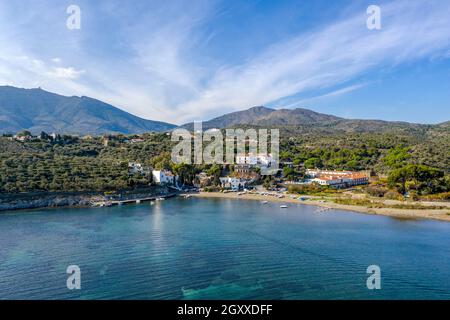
(422, 192), (450, 201)
(288, 184), (323, 195)
(366, 186), (388, 197)
(384, 190), (404, 201)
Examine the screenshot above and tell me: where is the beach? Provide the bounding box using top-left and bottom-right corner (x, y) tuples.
(190, 192), (450, 222)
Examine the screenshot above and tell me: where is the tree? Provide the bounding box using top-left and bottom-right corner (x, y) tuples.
(207, 164), (222, 186)
(282, 166), (295, 180)
(383, 146), (411, 169)
(151, 152), (172, 171)
(172, 163), (197, 185)
(388, 164), (445, 195)
(304, 157), (323, 169)
(40, 131), (49, 140)
(17, 130), (32, 137)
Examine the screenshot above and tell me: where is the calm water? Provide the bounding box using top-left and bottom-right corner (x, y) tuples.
(0, 198), (449, 300)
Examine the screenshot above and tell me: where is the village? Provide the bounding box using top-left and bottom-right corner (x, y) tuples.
(6, 130), (370, 192)
(126, 152), (370, 193)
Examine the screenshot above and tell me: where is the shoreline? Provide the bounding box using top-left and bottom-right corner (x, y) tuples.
(0, 187), (177, 213)
(189, 192), (450, 222)
(1, 189), (449, 223)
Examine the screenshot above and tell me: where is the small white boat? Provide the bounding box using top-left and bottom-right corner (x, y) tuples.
(280, 205), (288, 209)
(262, 201), (268, 204)
(156, 197), (165, 201)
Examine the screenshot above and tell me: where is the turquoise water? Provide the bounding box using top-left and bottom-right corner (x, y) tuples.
(0, 198), (449, 299)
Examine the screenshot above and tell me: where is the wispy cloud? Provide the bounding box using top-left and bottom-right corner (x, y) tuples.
(172, 0), (450, 123)
(0, 0), (449, 124)
(47, 67), (85, 80)
(278, 83), (368, 109)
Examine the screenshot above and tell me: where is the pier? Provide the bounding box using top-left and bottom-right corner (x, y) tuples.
(91, 193), (177, 207)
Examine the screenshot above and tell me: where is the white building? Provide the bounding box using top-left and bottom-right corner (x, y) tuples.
(128, 162), (149, 175)
(13, 134), (33, 142)
(236, 154), (274, 166)
(306, 169), (353, 178)
(311, 176), (345, 187)
(258, 154), (273, 166)
(309, 171), (369, 188)
(236, 155), (257, 165)
(152, 170), (176, 185)
(219, 177), (247, 191)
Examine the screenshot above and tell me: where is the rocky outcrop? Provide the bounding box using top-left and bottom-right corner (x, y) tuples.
(0, 193), (100, 211)
(0, 186), (172, 212)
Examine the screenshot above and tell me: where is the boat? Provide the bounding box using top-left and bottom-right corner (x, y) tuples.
(280, 205), (288, 209)
(156, 197), (165, 201)
(262, 201), (268, 204)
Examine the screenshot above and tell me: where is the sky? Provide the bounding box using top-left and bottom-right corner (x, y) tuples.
(0, 0), (449, 125)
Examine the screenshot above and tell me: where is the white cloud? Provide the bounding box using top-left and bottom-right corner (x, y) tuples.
(47, 67), (85, 80)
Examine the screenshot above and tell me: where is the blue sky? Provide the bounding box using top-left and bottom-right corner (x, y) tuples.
(0, 0), (449, 124)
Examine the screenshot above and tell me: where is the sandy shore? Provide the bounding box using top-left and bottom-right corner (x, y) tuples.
(189, 192), (450, 222)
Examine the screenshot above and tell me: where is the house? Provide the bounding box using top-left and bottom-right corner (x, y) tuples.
(236, 155), (258, 165)
(194, 172), (212, 188)
(258, 154), (274, 166)
(311, 176), (346, 187)
(131, 138), (145, 143)
(345, 173), (370, 186)
(219, 177), (248, 191)
(308, 169), (369, 188)
(236, 153), (274, 167)
(13, 134), (33, 142)
(306, 169), (353, 178)
(234, 164), (253, 175)
(152, 170), (177, 185)
(128, 162), (150, 175)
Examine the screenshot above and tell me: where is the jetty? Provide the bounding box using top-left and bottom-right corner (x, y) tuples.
(91, 193), (177, 207)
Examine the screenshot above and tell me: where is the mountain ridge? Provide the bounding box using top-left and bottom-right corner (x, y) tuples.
(0, 86), (447, 135)
(180, 106), (441, 133)
(0, 86), (176, 135)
